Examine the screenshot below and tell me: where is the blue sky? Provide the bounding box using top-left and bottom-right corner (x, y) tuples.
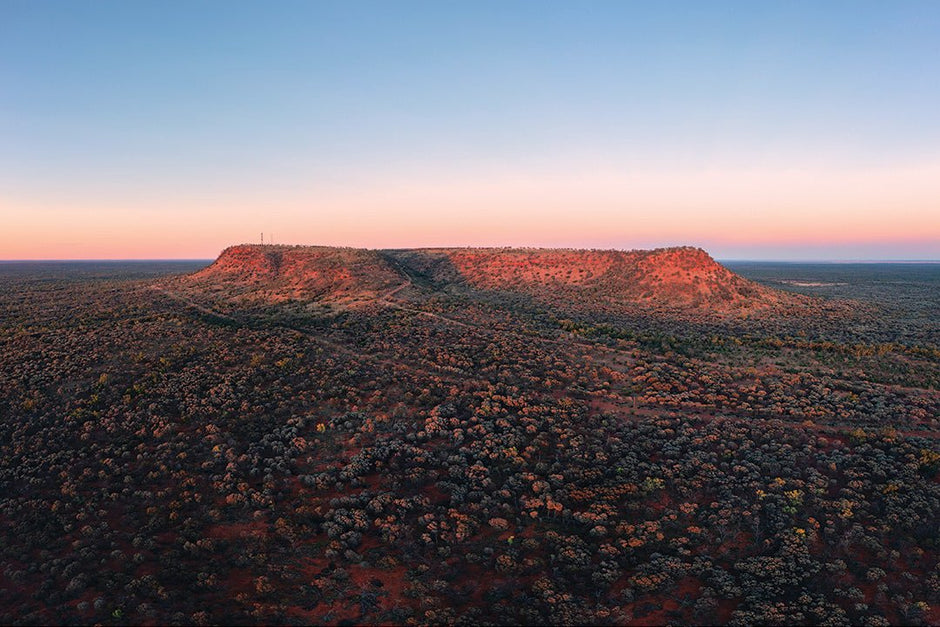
(2, 1), (939, 259)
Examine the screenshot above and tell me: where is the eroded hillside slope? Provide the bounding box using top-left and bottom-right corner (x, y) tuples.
(174, 245), (405, 305)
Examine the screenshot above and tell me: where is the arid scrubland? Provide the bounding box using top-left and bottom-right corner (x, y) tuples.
(0, 248), (938, 625)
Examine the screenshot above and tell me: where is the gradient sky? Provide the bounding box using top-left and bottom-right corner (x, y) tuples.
(2, 1), (939, 260)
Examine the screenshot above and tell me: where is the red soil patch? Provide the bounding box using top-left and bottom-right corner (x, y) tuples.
(206, 520), (269, 541)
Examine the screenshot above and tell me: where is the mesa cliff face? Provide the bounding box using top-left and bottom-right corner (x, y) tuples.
(178, 244), (808, 315)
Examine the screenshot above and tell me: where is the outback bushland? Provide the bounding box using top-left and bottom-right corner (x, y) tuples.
(0, 246), (937, 626)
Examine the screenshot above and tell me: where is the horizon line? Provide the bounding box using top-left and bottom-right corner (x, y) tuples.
(2, 256), (939, 264)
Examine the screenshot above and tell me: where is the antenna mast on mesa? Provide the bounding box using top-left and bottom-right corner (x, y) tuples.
(261, 232), (264, 245)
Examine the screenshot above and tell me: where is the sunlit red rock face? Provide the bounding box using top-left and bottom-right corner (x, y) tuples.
(181, 245), (403, 303)
(181, 244), (810, 316)
(407, 246), (808, 315)
(617, 247), (795, 312)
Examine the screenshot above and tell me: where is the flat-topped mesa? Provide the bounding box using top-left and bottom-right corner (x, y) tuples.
(180, 244), (404, 303)
(394, 245), (803, 314)
(179, 244), (809, 315)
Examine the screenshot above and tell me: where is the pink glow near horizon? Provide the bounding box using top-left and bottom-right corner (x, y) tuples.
(4, 162), (939, 260)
